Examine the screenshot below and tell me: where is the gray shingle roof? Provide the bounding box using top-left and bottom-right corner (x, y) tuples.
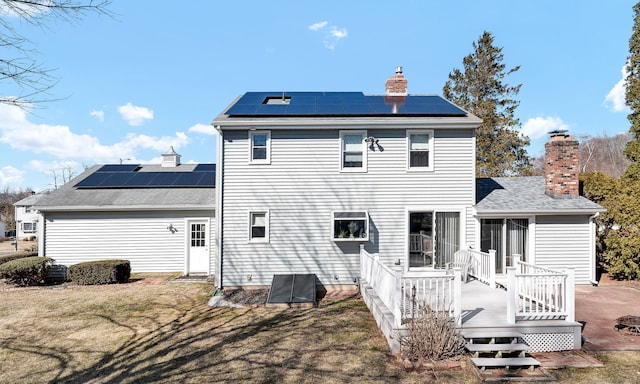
(476, 177), (604, 214)
(33, 165), (215, 212)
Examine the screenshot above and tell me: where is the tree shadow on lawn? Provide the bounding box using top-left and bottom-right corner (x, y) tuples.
(2, 296), (408, 383)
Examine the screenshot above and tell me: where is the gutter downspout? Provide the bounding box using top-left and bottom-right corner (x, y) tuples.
(589, 212), (600, 286)
(214, 125), (224, 289)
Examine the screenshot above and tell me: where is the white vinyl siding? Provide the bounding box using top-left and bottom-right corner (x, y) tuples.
(43, 211), (215, 274)
(534, 215), (592, 284)
(220, 128), (475, 286)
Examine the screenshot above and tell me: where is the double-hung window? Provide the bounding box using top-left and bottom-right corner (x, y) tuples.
(249, 130), (271, 164)
(407, 129), (433, 171)
(249, 211), (269, 242)
(340, 130), (367, 172)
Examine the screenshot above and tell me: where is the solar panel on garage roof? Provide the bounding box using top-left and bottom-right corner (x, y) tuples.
(98, 164), (141, 172)
(225, 92), (467, 117)
(74, 164), (216, 189)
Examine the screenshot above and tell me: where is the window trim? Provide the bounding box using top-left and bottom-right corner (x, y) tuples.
(406, 129), (434, 171)
(249, 130), (271, 164)
(248, 210), (269, 243)
(332, 211), (369, 242)
(339, 130), (367, 172)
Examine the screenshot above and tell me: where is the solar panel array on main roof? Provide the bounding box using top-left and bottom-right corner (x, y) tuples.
(74, 164), (216, 189)
(225, 92), (467, 117)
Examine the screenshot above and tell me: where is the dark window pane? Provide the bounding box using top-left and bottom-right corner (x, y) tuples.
(252, 227), (266, 238)
(410, 151), (429, 167)
(344, 152), (362, 168)
(253, 134), (267, 146)
(253, 148), (267, 160)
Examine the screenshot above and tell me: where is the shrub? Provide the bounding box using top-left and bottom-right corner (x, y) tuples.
(400, 294), (466, 366)
(68, 260), (131, 285)
(0, 257), (53, 286)
(0, 253), (36, 266)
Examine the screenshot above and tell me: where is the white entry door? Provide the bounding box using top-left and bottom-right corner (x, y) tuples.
(188, 220), (209, 274)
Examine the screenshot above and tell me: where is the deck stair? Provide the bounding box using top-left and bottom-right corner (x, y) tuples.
(464, 331), (540, 371)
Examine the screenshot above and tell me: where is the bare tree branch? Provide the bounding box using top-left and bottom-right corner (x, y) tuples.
(0, 0), (112, 108)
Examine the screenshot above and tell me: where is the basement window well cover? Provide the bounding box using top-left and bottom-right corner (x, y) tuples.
(267, 274), (316, 306)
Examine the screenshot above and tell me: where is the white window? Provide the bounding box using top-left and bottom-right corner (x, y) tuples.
(21, 222), (37, 233)
(249, 211), (269, 242)
(332, 211), (369, 241)
(340, 131), (367, 172)
(249, 130), (271, 164)
(407, 130), (434, 171)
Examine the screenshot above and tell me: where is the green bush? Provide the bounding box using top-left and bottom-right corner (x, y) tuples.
(0, 252), (37, 266)
(68, 260), (131, 285)
(0, 257), (54, 286)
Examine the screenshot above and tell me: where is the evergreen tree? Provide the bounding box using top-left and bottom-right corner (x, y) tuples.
(589, 2), (640, 280)
(443, 31), (531, 177)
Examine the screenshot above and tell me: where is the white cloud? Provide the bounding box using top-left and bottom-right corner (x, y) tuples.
(0, 165), (24, 188)
(521, 116), (569, 140)
(308, 21), (328, 31)
(118, 102), (154, 126)
(605, 65), (629, 113)
(0, 104), (189, 164)
(188, 123), (216, 135)
(90, 109), (104, 122)
(308, 21), (348, 50)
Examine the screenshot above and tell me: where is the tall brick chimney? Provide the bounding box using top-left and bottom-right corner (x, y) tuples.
(385, 66), (408, 96)
(544, 130), (579, 198)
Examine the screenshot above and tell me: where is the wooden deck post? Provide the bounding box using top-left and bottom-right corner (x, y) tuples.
(506, 266), (517, 324)
(489, 249), (496, 289)
(453, 268), (462, 326)
(565, 267), (575, 323)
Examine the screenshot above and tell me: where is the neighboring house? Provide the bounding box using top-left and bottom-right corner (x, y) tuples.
(211, 69), (603, 289)
(0, 221), (6, 237)
(32, 148), (216, 275)
(14, 192), (44, 240)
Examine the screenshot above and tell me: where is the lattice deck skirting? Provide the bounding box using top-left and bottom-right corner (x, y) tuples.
(522, 332), (575, 352)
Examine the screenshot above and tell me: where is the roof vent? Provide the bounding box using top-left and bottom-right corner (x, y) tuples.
(161, 146), (181, 168)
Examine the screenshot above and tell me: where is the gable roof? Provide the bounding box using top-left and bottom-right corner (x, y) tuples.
(33, 164), (216, 212)
(213, 92), (482, 129)
(476, 177), (604, 215)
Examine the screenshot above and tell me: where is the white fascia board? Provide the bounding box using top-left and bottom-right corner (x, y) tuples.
(474, 208), (606, 217)
(212, 116), (482, 130)
(36, 205), (216, 212)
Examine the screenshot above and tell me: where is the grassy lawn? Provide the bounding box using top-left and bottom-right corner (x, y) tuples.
(0, 278), (636, 383)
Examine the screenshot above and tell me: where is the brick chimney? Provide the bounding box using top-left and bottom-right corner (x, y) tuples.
(544, 130), (579, 198)
(385, 66), (408, 96)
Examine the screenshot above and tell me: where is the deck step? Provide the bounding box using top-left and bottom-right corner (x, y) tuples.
(462, 330), (523, 339)
(465, 343), (530, 353)
(471, 357), (540, 369)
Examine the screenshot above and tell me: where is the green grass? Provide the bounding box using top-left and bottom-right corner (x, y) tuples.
(0, 280), (636, 383)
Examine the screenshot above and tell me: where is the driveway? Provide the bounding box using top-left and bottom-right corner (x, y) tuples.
(576, 275), (640, 351)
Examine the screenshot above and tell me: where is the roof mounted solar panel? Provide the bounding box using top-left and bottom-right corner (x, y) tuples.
(225, 91), (467, 117)
(98, 164), (141, 172)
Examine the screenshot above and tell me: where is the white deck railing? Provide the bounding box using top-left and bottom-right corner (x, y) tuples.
(360, 248), (462, 327)
(507, 258), (575, 323)
(466, 248), (496, 288)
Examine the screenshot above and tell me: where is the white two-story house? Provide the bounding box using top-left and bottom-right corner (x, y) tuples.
(212, 68), (602, 290)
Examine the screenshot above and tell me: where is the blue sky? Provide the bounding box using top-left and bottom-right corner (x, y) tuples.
(0, 0), (636, 191)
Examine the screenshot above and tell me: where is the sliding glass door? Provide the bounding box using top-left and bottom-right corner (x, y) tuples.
(480, 218), (528, 274)
(409, 211), (460, 269)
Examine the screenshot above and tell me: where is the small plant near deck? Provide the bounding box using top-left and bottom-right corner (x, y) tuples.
(400, 290), (466, 366)
(0, 256), (53, 286)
